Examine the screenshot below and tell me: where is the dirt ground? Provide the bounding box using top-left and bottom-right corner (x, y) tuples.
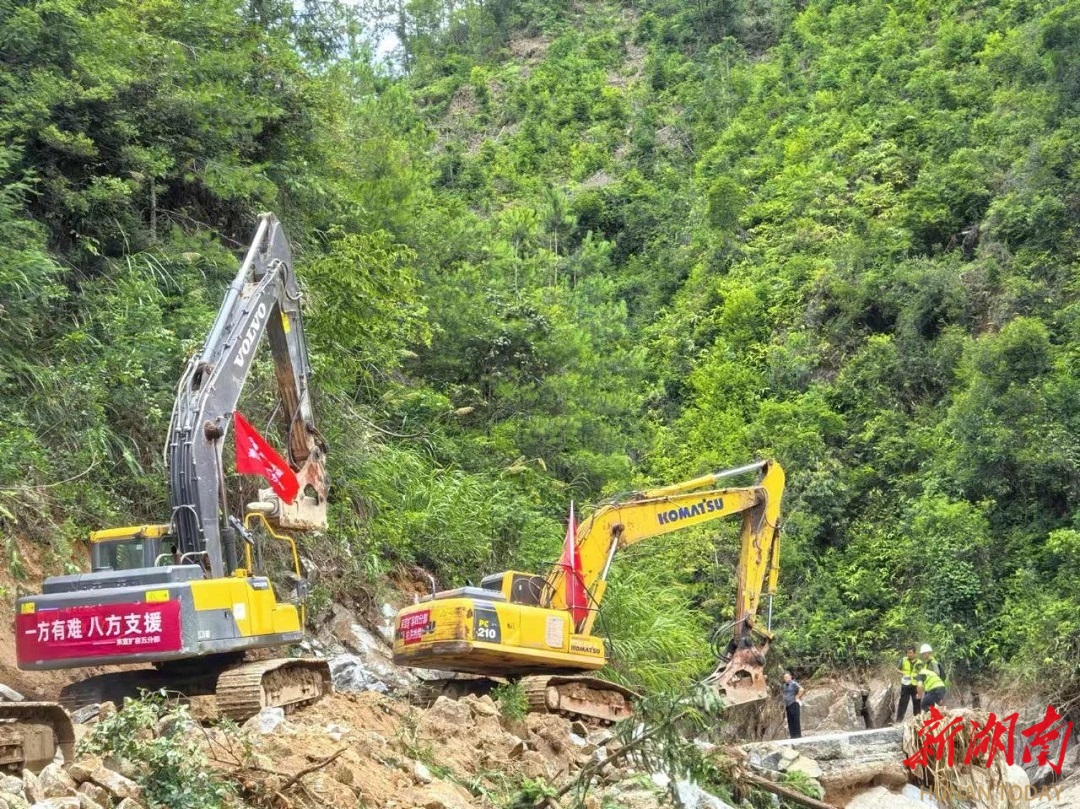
(192, 691), (599, 809)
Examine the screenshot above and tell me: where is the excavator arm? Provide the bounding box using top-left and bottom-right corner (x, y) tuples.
(166, 213), (328, 579)
(545, 460), (784, 643)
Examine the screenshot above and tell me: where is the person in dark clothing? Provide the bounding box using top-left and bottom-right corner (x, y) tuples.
(782, 671), (805, 738)
(896, 646), (922, 721)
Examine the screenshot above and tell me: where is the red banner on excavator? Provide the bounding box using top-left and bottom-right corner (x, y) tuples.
(16, 600), (182, 662)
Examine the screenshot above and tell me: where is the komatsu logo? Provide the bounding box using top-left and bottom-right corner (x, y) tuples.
(234, 302), (268, 368)
(657, 497), (724, 526)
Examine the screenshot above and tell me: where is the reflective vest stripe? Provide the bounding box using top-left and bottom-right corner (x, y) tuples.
(919, 669), (945, 691)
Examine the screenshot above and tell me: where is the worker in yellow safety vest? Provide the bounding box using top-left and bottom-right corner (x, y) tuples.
(915, 643), (946, 713)
(896, 646), (923, 720)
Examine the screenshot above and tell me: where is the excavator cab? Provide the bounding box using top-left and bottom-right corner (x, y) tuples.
(479, 571), (547, 606)
(87, 525), (174, 572)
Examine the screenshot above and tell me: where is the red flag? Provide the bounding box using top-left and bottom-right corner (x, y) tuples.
(559, 502), (589, 627)
(233, 411), (300, 505)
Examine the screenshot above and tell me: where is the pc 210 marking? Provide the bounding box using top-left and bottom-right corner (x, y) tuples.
(473, 605), (501, 643)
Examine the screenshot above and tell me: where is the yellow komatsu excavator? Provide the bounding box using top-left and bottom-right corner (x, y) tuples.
(392, 459), (784, 722)
(4, 215), (331, 770)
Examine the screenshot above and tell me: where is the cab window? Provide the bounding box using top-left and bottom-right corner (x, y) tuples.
(91, 538), (151, 571)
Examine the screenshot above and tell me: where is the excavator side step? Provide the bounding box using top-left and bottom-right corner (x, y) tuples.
(0, 703), (76, 773)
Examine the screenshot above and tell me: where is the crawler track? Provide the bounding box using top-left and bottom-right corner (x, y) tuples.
(59, 656), (331, 723)
(0, 702), (76, 773)
(522, 676), (636, 723)
(215, 658), (331, 721)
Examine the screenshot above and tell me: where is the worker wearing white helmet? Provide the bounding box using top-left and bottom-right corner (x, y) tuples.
(916, 643), (946, 713)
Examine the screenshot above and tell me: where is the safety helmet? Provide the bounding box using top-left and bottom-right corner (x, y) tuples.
(919, 643), (933, 654)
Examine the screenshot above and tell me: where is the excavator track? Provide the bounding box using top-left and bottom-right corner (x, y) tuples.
(0, 702), (76, 773)
(59, 657), (331, 723)
(408, 675), (637, 723)
(215, 658), (331, 722)
(522, 676), (637, 723)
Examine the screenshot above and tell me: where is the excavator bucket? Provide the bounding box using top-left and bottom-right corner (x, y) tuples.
(0, 702), (76, 773)
(707, 643), (770, 707)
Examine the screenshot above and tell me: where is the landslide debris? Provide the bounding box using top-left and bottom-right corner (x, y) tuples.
(50, 691), (685, 809)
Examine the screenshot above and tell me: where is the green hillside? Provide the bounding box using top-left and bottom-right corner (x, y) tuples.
(1, 0), (1077, 699)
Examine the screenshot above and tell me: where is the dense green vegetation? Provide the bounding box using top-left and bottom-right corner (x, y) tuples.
(1, 0), (1077, 702)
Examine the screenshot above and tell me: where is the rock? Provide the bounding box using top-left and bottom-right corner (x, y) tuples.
(756, 747), (784, 771)
(469, 696), (498, 717)
(818, 690), (867, 733)
(0, 779), (23, 798)
(5, 792), (32, 809)
(100, 757), (139, 782)
(37, 765), (76, 799)
(243, 707), (286, 735)
(673, 781), (737, 809)
(1004, 763), (1032, 796)
(571, 720), (589, 737)
(325, 722), (351, 741)
(785, 754), (823, 780)
(74, 795), (103, 809)
(900, 784), (941, 807)
(67, 757), (102, 784)
(413, 761), (433, 785)
(87, 767), (141, 802)
(587, 730), (614, 748)
(425, 696), (471, 727)
(97, 704), (116, 720)
(798, 688), (838, 731)
(507, 737), (527, 759)
(324, 604), (416, 691)
(866, 681), (897, 729)
(777, 747), (799, 770)
(846, 786), (930, 808)
(75, 784), (109, 808)
(1030, 763), (1056, 787)
(1, 792), (31, 809)
(67, 706), (100, 726)
(651, 772), (671, 789)
(0, 684), (25, 702)
(115, 799), (144, 809)
(22, 771), (43, 805)
(27, 800), (79, 809)
(155, 713), (195, 739)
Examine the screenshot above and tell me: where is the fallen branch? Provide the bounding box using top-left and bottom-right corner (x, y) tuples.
(541, 710), (691, 806)
(279, 747), (348, 792)
(739, 771), (839, 809)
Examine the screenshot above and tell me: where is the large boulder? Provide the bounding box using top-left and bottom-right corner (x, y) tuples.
(865, 681), (897, 729)
(846, 785), (933, 808)
(817, 690), (867, 733)
(36, 766), (76, 799)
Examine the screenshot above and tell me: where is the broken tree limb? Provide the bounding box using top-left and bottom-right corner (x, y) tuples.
(279, 746), (348, 792)
(739, 771), (839, 809)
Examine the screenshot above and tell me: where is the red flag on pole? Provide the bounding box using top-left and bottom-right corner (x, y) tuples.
(560, 502), (589, 627)
(233, 411), (300, 505)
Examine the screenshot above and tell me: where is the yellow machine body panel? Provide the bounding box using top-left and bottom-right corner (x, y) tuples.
(189, 577), (302, 638)
(392, 594), (606, 675)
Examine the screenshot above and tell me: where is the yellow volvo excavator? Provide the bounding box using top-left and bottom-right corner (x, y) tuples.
(392, 460), (785, 721)
(4, 215), (331, 769)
